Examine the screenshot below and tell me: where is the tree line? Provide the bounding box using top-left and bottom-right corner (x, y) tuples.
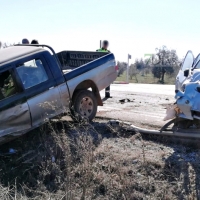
(117, 46), (182, 83)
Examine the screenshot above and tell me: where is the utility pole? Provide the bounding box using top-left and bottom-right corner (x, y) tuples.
(126, 54), (131, 83)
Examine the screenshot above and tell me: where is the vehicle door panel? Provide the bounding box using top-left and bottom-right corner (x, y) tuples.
(15, 55), (63, 127)
(0, 102), (31, 137)
(176, 51), (194, 91)
(0, 67), (31, 137)
(27, 86), (62, 127)
(58, 83), (70, 109)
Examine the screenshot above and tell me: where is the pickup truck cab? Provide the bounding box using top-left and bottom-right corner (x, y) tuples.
(0, 45), (117, 143)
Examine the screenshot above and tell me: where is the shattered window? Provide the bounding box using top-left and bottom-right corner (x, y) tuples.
(16, 59), (48, 89)
(0, 70), (17, 100)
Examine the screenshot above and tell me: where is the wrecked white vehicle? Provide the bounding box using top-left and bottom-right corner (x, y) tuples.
(164, 51), (200, 130)
(0, 45), (117, 144)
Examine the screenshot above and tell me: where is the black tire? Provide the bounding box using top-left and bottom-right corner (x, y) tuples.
(71, 90), (97, 122)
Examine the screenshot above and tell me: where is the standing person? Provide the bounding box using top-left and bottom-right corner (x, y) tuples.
(22, 38), (29, 44)
(96, 40), (111, 98)
(31, 39), (39, 44)
(96, 40), (110, 53)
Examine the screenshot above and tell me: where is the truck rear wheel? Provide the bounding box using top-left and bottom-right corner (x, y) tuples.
(71, 90), (97, 121)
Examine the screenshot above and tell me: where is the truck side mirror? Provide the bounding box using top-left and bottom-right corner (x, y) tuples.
(184, 69), (189, 77)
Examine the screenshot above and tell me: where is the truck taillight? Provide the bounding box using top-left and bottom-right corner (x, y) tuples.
(115, 65), (118, 71)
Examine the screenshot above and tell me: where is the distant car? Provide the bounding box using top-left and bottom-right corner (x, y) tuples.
(0, 45), (117, 143)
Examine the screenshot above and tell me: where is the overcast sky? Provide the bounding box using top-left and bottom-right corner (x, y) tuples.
(1, 0), (200, 62)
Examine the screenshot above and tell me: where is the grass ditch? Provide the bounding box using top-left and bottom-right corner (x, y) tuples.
(0, 117), (200, 199)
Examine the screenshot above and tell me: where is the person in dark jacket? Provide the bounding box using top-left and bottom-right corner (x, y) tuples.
(31, 39), (39, 44)
(22, 38), (29, 44)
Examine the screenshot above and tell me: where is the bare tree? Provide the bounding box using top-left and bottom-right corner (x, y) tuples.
(151, 46), (181, 83)
(129, 64), (139, 82)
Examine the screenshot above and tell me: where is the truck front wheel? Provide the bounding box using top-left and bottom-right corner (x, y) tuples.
(71, 90), (97, 121)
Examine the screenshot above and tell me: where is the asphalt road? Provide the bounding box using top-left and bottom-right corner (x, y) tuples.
(97, 83), (175, 128)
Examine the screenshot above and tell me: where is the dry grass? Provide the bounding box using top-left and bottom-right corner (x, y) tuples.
(0, 117), (200, 199)
(116, 72), (176, 85)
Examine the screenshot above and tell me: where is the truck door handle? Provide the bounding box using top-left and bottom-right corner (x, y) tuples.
(49, 87), (54, 90)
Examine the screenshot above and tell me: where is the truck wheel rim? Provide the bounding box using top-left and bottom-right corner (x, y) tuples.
(79, 96), (94, 117)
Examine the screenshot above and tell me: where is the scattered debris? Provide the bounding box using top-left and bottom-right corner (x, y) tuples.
(52, 156), (55, 162)
(163, 105), (178, 121)
(0, 148), (18, 156)
(132, 159), (138, 164)
(9, 148), (17, 154)
(119, 98), (133, 104)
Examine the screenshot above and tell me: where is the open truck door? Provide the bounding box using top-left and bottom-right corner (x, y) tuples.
(0, 68), (31, 142)
(176, 51), (194, 91)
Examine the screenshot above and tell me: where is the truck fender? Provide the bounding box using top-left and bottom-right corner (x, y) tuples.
(72, 80), (103, 106)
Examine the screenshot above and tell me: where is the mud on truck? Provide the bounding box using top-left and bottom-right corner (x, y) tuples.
(0, 45), (117, 144)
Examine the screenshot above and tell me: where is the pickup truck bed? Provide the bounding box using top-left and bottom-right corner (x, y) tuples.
(56, 50), (108, 70)
(62, 52), (116, 93)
